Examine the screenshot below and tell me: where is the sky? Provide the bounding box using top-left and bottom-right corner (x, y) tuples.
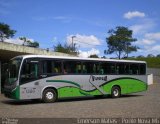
(0, 0), (160, 58)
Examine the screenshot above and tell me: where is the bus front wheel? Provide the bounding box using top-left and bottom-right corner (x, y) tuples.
(111, 86), (121, 98)
(42, 89), (57, 103)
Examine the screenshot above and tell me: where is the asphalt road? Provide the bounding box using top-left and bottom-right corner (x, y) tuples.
(0, 83), (160, 118)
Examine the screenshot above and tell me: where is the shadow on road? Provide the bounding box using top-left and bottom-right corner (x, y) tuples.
(1, 94), (143, 105)
(58, 94), (143, 103)
(1, 99), (43, 105)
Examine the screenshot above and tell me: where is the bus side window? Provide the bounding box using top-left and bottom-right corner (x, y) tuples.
(110, 64), (116, 74)
(140, 64), (146, 75)
(41, 60), (53, 74)
(129, 70), (132, 74)
(99, 69), (104, 74)
(62, 60), (81, 74)
(76, 63), (81, 74)
(82, 65), (87, 74)
(116, 65), (119, 74)
(124, 64), (129, 74)
(116, 63), (129, 75)
(130, 64), (139, 75)
(82, 62), (97, 74)
(101, 62), (113, 74)
(54, 61), (62, 73)
(54, 67), (58, 73)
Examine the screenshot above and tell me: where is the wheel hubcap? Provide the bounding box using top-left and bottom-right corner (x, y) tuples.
(113, 89), (119, 96)
(46, 92), (54, 100)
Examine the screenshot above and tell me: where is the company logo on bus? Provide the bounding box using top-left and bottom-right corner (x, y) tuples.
(90, 75), (107, 82)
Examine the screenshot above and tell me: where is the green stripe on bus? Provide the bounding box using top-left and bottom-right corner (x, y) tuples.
(46, 80), (81, 87)
(46, 80), (101, 97)
(11, 86), (20, 99)
(57, 86), (101, 97)
(101, 78), (147, 94)
(46, 78), (147, 98)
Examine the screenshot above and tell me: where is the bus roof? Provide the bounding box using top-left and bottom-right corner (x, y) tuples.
(13, 55), (146, 64)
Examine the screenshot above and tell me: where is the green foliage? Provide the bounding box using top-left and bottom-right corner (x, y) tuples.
(157, 54), (160, 58)
(28, 41), (39, 48)
(0, 22), (16, 42)
(19, 37), (29, 45)
(19, 37), (39, 48)
(54, 42), (78, 55)
(147, 54), (155, 58)
(89, 54), (99, 58)
(126, 57), (160, 68)
(105, 26), (138, 59)
(54, 43), (71, 53)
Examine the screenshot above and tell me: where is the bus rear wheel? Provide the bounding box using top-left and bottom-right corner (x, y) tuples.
(111, 86), (121, 98)
(42, 89), (57, 103)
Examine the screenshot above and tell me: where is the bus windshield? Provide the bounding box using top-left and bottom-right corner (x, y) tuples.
(6, 57), (22, 84)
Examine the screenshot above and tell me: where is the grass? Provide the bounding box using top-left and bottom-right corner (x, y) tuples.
(125, 57), (160, 68)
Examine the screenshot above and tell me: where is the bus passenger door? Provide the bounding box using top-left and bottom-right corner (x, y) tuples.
(20, 59), (41, 99)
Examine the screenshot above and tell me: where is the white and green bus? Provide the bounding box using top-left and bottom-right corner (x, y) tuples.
(4, 55), (147, 103)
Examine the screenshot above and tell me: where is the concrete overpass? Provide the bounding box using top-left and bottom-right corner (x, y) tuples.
(0, 42), (73, 93)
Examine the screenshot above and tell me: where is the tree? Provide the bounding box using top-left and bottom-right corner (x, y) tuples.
(89, 54), (99, 58)
(137, 55), (145, 58)
(0, 22), (16, 42)
(19, 37), (29, 45)
(28, 41), (39, 48)
(19, 37), (39, 48)
(105, 26), (138, 59)
(54, 42), (78, 55)
(147, 54), (155, 58)
(157, 54), (160, 58)
(101, 56), (106, 59)
(54, 43), (70, 53)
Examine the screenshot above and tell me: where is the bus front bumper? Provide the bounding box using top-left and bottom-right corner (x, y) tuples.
(3, 87), (20, 100)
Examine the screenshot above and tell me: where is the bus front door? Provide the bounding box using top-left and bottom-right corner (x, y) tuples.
(20, 60), (41, 99)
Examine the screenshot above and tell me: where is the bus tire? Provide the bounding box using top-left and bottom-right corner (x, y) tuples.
(42, 88), (57, 103)
(111, 86), (121, 98)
